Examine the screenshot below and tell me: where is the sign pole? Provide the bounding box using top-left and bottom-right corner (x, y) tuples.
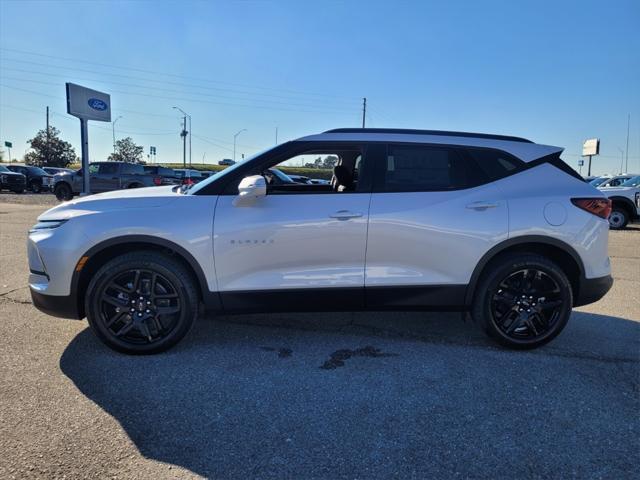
(80, 118), (91, 195)
(587, 155), (592, 177)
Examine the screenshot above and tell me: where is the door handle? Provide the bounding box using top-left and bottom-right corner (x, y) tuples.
(329, 210), (363, 220)
(466, 201), (499, 211)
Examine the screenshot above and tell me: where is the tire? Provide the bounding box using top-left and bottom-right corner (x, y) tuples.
(11, 189), (24, 194)
(30, 181), (41, 193)
(54, 183), (73, 201)
(471, 253), (573, 349)
(85, 251), (199, 354)
(128, 183), (142, 189)
(608, 207), (629, 230)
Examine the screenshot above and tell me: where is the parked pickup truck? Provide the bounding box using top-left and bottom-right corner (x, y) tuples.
(53, 161), (177, 201)
(599, 175), (640, 229)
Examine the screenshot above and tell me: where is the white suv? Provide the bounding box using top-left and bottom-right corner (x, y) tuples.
(28, 128), (613, 354)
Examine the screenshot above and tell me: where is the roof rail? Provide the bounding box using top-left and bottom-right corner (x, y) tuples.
(323, 128), (533, 144)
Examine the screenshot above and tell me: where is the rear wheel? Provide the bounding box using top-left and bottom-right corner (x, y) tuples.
(11, 188), (24, 194)
(54, 182), (73, 201)
(85, 252), (199, 354)
(472, 254), (573, 349)
(608, 207), (628, 229)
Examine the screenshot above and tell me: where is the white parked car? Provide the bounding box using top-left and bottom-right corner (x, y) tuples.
(28, 128), (613, 354)
(599, 175), (640, 229)
(597, 174), (638, 188)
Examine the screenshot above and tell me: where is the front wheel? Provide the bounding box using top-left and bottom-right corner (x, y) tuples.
(85, 252), (199, 354)
(30, 181), (41, 193)
(608, 208), (628, 229)
(472, 254), (573, 349)
(54, 183), (73, 201)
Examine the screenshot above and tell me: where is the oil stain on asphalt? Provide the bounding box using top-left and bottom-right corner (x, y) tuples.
(320, 346), (398, 370)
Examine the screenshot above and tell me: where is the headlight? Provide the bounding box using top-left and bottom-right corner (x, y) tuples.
(0, 175), (6, 183)
(29, 220), (67, 233)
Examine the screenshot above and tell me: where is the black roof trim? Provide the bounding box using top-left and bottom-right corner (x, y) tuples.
(323, 128), (533, 144)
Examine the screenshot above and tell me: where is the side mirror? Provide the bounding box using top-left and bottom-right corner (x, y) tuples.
(233, 175), (267, 207)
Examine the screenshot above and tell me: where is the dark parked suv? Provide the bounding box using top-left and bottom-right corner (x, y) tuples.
(6, 164), (54, 193)
(0, 164), (27, 193)
(53, 161), (168, 200)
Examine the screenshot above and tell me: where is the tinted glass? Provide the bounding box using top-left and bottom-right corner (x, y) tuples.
(0, 165), (9, 172)
(621, 176), (640, 187)
(465, 148), (521, 181)
(381, 145), (476, 192)
(27, 166), (48, 175)
(99, 163), (119, 174)
(122, 163), (144, 174)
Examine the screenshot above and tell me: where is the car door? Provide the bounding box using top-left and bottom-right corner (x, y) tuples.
(364, 143), (509, 308)
(92, 163), (120, 192)
(213, 143), (373, 311)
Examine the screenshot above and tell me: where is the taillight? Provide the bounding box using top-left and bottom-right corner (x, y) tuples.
(153, 176), (162, 186)
(182, 178), (194, 185)
(571, 198), (612, 219)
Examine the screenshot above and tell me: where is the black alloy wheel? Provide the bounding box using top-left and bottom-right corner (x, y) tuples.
(472, 254), (573, 349)
(54, 183), (73, 201)
(86, 252), (198, 354)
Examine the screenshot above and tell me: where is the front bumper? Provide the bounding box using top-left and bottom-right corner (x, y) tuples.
(575, 274), (613, 307)
(30, 287), (82, 319)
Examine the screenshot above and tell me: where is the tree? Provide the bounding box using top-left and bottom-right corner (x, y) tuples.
(322, 155), (339, 169)
(24, 127), (77, 167)
(108, 137), (144, 163)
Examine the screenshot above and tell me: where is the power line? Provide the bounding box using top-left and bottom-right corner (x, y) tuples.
(0, 79), (357, 116)
(0, 48), (357, 101)
(0, 65), (359, 112)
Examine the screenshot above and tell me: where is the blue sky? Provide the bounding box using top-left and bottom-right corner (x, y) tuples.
(1, 0), (638, 175)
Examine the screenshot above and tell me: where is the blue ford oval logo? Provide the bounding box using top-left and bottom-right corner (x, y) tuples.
(87, 98), (108, 111)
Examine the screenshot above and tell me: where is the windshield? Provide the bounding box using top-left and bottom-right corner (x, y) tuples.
(27, 166), (49, 175)
(188, 146), (277, 195)
(589, 177), (609, 187)
(621, 175), (640, 188)
(0, 165), (9, 173)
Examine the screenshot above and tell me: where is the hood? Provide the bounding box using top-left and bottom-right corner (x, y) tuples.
(38, 185), (179, 221)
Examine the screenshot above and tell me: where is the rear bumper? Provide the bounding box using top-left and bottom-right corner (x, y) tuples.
(30, 288), (82, 319)
(575, 274), (613, 307)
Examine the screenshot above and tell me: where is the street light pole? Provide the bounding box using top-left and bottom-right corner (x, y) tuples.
(617, 147), (624, 174)
(112, 115), (123, 154)
(233, 129), (247, 162)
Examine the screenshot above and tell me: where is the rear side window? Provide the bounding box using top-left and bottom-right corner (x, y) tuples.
(99, 163), (119, 175)
(465, 148), (522, 181)
(122, 163), (144, 174)
(379, 145), (484, 192)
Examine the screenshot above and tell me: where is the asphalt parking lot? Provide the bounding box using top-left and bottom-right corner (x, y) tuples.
(0, 193), (638, 479)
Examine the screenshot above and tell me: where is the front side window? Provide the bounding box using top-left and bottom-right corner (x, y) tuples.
(88, 164), (100, 175)
(621, 176), (640, 187)
(379, 145), (477, 192)
(265, 148), (365, 194)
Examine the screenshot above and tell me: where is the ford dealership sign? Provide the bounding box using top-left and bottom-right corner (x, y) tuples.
(66, 83), (111, 122)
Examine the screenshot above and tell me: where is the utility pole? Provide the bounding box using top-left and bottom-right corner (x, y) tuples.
(362, 97), (367, 128)
(275, 127), (278, 145)
(46, 106), (50, 165)
(202, 152), (206, 165)
(625, 114), (630, 172)
(233, 129), (247, 162)
(180, 115), (187, 168)
(188, 116), (192, 167)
